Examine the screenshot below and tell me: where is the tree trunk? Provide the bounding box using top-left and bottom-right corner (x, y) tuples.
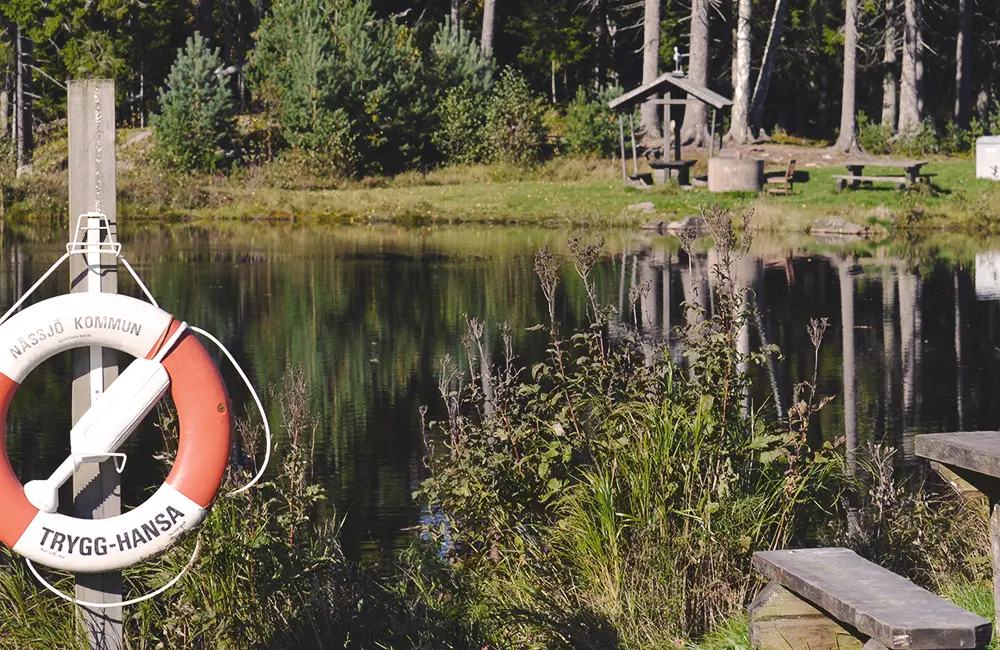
(0, 89), (7, 141)
(898, 0), (920, 133)
(451, 0), (460, 26)
(881, 0), (898, 128)
(727, 0), (753, 143)
(15, 26), (33, 171)
(680, 0), (710, 145)
(835, 0), (859, 152)
(750, 0), (790, 136)
(196, 0), (215, 43)
(641, 0), (661, 138)
(595, 0), (608, 88)
(481, 0), (497, 58)
(954, 0), (971, 126)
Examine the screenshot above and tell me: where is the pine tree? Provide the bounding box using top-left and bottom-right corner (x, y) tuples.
(152, 32), (233, 172)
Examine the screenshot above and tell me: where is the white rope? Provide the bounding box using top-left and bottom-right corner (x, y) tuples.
(119, 255), (159, 308)
(0, 253), (70, 325)
(26, 535), (202, 609)
(190, 326), (272, 496)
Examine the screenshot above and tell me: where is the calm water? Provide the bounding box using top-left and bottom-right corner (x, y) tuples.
(4, 225), (1000, 563)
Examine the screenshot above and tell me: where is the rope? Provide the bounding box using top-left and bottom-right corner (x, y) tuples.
(26, 536), (202, 609)
(190, 326), (272, 496)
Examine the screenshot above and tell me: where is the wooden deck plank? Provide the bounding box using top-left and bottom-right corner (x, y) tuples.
(753, 548), (991, 649)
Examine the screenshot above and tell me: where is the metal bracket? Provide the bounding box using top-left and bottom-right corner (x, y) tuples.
(66, 212), (121, 257)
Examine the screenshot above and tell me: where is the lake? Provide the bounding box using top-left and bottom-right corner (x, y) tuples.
(3, 224), (999, 564)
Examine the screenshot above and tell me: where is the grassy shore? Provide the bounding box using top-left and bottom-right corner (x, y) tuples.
(4, 130), (1000, 234)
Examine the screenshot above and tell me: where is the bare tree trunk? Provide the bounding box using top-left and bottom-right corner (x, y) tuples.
(0, 89), (7, 140)
(596, 0), (608, 88)
(641, 0), (661, 138)
(835, 0), (859, 152)
(451, 0), (460, 26)
(481, 0), (497, 58)
(898, 0), (920, 133)
(15, 26), (33, 171)
(954, 0), (971, 126)
(915, 4), (924, 117)
(750, 0), (789, 136)
(196, 0), (215, 43)
(881, 0), (898, 128)
(681, 0), (710, 145)
(727, 0), (752, 143)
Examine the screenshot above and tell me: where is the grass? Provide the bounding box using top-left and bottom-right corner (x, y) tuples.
(6, 129), (1000, 235)
(131, 157), (1000, 233)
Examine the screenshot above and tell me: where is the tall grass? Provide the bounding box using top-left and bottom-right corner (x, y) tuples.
(415, 208), (846, 646)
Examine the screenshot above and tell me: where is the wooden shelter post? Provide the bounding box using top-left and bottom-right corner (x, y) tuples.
(629, 114), (638, 175)
(709, 108), (717, 158)
(618, 114), (627, 184)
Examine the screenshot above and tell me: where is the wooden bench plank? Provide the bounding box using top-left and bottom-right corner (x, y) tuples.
(648, 159), (697, 169)
(832, 175), (911, 183)
(753, 548), (991, 649)
(915, 432), (1000, 480)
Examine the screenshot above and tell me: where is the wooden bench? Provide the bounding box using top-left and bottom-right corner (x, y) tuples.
(648, 159), (697, 186)
(751, 548), (991, 650)
(833, 175), (911, 191)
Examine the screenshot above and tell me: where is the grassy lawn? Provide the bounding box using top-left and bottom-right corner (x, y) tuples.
(172, 158), (999, 232)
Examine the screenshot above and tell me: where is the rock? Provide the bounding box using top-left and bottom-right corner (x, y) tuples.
(810, 218), (866, 236)
(805, 162), (819, 168)
(641, 220), (666, 232)
(665, 215), (708, 234)
(869, 205), (894, 222)
(123, 129), (153, 148)
(628, 202), (656, 214)
(821, 154), (833, 160)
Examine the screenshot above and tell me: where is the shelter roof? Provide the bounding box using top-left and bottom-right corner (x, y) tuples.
(608, 73), (733, 111)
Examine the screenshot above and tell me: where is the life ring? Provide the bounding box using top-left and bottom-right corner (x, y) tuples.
(0, 292), (231, 573)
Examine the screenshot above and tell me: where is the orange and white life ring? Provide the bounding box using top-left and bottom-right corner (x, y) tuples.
(0, 292), (231, 573)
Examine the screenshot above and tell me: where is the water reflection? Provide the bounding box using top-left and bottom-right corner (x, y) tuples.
(3, 226), (1000, 564)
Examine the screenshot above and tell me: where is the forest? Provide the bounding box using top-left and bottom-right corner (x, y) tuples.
(1, 0), (1000, 178)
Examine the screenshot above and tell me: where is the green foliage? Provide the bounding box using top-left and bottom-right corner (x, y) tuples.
(563, 86), (622, 158)
(250, 0), (432, 176)
(415, 209), (844, 645)
(483, 68), (547, 168)
(428, 19), (494, 97)
(151, 33), (234, 172)
(856, 112), (893, 155)
(433, 84), (488, 165)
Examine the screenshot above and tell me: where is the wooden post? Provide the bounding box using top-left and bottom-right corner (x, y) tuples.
(68, 79), (122, 650)
(629, 114), (638, 176)
(663, 94), (670, 162)
(709, 108), (717, 158)
(618, 114), (627, 184)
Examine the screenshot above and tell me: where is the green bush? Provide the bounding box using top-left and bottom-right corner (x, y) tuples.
(563, 86), (622, 158)
(433, 83), (488, 165)
(483, 68), (547, 167)
(856, 112), (892, 155)
(152, 32), (234, 172)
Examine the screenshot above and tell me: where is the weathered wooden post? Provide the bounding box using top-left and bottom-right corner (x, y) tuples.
(68, 79), (122, 650)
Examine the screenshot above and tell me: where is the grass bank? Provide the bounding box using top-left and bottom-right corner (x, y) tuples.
(3, 129), (1000, 235)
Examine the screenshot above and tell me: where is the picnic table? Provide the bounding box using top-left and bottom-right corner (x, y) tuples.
(916, 432), (1000, 629)
(833, 159), (930, 191)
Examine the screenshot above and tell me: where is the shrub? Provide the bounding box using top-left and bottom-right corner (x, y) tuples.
(563, 86), (622, 158)
(433, 83), (488, 165)
(856, 112), (892, 155)
(894, 119), (939, 157)
(152, 32), (234, 172)
(483, 68), (547, 167)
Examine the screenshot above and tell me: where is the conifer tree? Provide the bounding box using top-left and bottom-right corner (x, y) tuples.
(152, 32), (233, 172)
